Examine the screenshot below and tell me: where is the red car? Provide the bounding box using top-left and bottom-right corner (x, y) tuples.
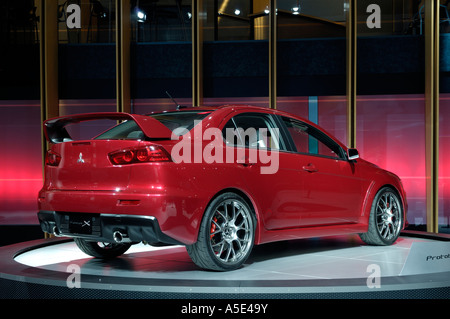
(38, 105), (407, 271)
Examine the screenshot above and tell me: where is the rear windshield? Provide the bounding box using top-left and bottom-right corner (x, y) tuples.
(95, 111), (212, 140)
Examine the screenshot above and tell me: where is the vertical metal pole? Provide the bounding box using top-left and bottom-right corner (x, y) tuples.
(116, 0), (131, 113)
(192, 0), (203, 107)
(39, 0), (59, 239)
(40, 0), (59, 170)
(346, 0), (357, 149)
(425, 0), (439, 233)
(214, 0), (219, 41)
(269, 0), (277, 109)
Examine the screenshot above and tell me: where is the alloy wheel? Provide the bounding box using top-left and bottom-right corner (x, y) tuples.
(376, 191), (402, 241)
(208, 199), (254, 266)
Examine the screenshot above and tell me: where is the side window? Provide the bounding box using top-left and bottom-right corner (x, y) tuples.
(222, 119), (243, 146)
(222, 113), (284, 151)
(282, 117), (343, 159)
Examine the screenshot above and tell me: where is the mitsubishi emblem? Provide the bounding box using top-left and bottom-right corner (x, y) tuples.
(77, 153), (85, 164)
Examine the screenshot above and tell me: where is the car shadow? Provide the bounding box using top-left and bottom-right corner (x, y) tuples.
(79, 234), (365, 273)
(246, 234), (364, 265)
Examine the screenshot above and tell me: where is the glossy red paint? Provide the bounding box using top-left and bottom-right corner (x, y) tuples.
(38, 105), (407, 246)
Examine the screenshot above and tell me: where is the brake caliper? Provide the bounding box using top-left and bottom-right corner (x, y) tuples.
(210, 217), (218, 239)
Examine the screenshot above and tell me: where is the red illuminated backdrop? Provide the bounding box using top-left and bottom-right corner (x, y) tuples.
(0, 101), (42, 224)
(0, 97), (448, 229)
(439, 94), (450, 230)
(356, 95), (427, 226)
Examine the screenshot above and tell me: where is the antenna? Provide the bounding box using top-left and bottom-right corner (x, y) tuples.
(166, 91), (186, 110)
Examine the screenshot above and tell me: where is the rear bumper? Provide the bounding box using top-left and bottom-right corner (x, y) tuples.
(37, 210), (183, 246)
(37, 188), (207, 245)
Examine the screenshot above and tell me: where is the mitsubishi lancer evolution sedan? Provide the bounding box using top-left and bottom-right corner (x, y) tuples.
(38, 105), (407, 271)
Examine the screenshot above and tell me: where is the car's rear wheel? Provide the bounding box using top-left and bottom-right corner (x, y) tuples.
(74, 238), (131, 259)
(186, 192), (256, 271)
(359, 187), (403, 246)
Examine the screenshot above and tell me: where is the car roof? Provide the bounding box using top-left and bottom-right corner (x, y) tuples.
(149, 104), (315, 125)
(147, 104), (288, 116)
(145, 105), (348, 150)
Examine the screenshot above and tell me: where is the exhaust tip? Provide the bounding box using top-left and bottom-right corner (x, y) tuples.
(113, 230), (129, 243)
(53, 226), (61, 237)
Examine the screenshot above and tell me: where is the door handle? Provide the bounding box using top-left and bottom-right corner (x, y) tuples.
(302, 163), (318, 173)
(238, 157), (255, 167)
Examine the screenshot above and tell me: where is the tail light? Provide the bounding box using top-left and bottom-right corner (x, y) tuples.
(109, 145), (171, 165)
(46, 150), (61, 166)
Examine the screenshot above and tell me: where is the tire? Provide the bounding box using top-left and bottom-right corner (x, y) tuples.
(359, 187), (403, 246)
(74, 238), (131, 259)
(186, 192), (256, 271)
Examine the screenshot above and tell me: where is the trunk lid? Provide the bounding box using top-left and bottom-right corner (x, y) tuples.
(49, 140), (142, 191)
(43, 112), (172, 191)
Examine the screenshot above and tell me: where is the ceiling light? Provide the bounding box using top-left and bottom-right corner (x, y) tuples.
(136, 9), (146, 23)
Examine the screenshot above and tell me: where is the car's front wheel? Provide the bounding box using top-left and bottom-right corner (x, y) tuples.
(187, 192), (256, 271)
(74, 238), (131, 259)
(359, 187), (404, 246)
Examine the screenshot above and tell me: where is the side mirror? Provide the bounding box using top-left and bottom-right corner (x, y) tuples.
(347, 148), (359, 161)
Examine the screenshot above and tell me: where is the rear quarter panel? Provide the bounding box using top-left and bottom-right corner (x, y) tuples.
(129, 159), (261, 245)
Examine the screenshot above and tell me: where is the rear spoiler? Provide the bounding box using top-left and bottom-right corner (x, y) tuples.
(44, 112), (173, 143)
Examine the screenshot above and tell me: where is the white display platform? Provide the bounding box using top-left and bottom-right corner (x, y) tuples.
(1, 234), (449, 299)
